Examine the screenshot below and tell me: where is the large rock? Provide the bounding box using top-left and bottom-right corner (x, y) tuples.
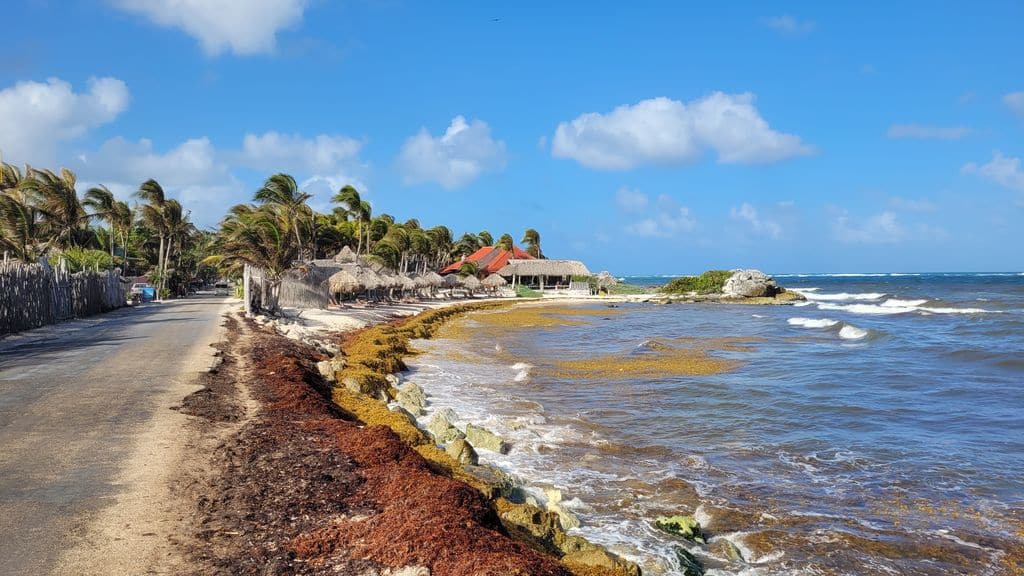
(427, 410), (465, 444)
(722, 269), (780, 298)
(673, 546), (705, 576)
(561, 547), (642, 576)
(465, 423), (509, 454)
(544, 488), (580, 530)
(445, 438), (479, 465)
(396, 382), (427, 415)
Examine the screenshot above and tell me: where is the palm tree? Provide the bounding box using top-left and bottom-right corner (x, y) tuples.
(20, 167), (87, 249)
(209, 204), (301, 311)
(332, 185), (371, 256)
(254, 173), (311, 258)
(83, 185), (119, 264)
(521, 228), (542, 258)
(496, 233), (514, 252)
(0, 192), (45, 261)
(135, 178), (167, 282)
(426, 225), (453, 269)
(478, 230), (494, 246)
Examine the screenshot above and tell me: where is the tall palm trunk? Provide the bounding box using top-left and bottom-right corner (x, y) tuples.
(356, 217), (364, 255)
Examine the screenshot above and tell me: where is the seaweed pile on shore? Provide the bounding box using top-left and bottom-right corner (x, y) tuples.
(323, 302), (642, 576)
(185, 307), (641, 575)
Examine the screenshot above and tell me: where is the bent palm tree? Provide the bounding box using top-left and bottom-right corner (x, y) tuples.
(254, 173), (311, 258)
(20, 167), (87, 249)
(521, 228), (542, 258)
(332, 185), (371, 256)
(83, 185), (118, 264)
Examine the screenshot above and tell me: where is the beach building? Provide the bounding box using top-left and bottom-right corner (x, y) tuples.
(496, 259), (591, 293)
(440, 245), (534, 276)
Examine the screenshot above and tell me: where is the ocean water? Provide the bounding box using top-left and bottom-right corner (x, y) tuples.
(403, 273), (1024, 575)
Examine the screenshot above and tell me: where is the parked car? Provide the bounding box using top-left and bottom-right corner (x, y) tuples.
(130, 283), (157, 302)
(214, 282), (230, 296)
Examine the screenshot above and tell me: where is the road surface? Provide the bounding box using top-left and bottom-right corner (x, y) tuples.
(0, 297), (232, 575)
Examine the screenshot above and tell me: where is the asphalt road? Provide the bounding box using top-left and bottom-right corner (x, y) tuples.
(0, 297), (232, 575)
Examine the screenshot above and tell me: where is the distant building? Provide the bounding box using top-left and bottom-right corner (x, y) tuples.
(497, 259), (591, 292)
(440, 245), (534, 276)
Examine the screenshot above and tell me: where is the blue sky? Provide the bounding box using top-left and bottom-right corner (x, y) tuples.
(1, 1), (1022, 274)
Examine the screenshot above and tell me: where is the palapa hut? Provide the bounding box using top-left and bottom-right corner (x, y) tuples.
(481, 273), (507, 294)
(328, 269), (361, 295)
(423, 271), (445, 288)
(497, 259), (591, 292)
(462, 274), (482, 295)
(334, 245), (358, 264)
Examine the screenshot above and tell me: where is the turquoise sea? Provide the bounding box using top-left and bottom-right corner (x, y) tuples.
(405, 273), (1024, 575)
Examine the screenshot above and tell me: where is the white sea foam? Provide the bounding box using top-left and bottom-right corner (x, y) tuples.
(793, 301), (813, 307)
(788, 317), (839, 328)
(881, 298), (927, 307)
(797, 291), (886, 301)
(819, 301), (994, 315)
(839, 325), (868, 340)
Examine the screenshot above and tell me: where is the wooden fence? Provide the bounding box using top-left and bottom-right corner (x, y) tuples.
(244, 264), (332, 313)
(0, 259), (128, 336)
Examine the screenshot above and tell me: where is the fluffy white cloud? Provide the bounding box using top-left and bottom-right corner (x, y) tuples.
(73, 130), (368, 226)
(397, 116), (508, 189)
(1004, 92), (1024, 118)
(75, 136), (244, 219)
(886, 124), (972, 140)
(624, 194), (697, 238)
(962, 151), (1024, 193)
(0, 77), (130, 165)
(235, 131), (362, 174)
(112, 0), (308, 56)
(615, 187), (649, 213)
(762, 15), (816, 35)
(552, 93), (812, 170)
(730, 202), (782, 239)
(833, 211), (906, 244)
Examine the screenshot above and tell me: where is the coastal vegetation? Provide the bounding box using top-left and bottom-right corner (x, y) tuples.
(660, 270), (732, 294)
(0, 162), (547, 299)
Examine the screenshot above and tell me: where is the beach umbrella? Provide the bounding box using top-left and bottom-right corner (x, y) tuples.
(442, 274), (461, 287)
(423, 271), (446, 287)
(411, 274), (431, 289)
(398, 275), (417, 291)
(482, 274), (507, 288)
(596, 271), (617, 287)
(328, 269), (361, 294)
(353, 266), (381, 290)
(462, 275), (482, 290)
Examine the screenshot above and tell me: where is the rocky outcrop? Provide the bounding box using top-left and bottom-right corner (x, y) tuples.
(673, 546), (704, 576)
(544, 488), (580, 530)
(465, 423), (509, 454)
(722, 269), (780, 298)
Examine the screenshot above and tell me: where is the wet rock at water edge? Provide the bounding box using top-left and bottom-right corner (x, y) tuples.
(396, 381), (427, 415)
(427, 410), (465, 444)
(465, 423), (510, 454)
(722, 269), (780, 298)
(673, 546), (705, 576)
(709, 537), (745, 563)
(655, 515), (706, 544)
(445, 438), (479, 466)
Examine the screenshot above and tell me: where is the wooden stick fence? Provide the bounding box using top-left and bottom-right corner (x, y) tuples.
(0, 259), (128, 336)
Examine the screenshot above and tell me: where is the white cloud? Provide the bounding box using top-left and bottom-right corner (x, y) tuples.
(615, 187), (649, 213)
(730, 202), (782, 239)
(886, 124), (972, 140)
(112, 0), (308, 56)
(397, 116), (508, 189)
(0, 77), (130, 165)
(73, 129), (369, 226)
(962, 151), (1024, 193)
(625, 194), (697, 238)
(235, 131), (362, 174)
(1004, 92), (1024, 118)
(762, 15), (816, 35)
(551, 93), (812, 170)
(833, 211), (906, 244)
(75, 136), (243, 220)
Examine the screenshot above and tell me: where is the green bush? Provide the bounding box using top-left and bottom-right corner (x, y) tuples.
(608, 283), (651, 295)
(48, 248), (114, 273)
(515, 285), (541, 298)
(660, 270), (732, 294)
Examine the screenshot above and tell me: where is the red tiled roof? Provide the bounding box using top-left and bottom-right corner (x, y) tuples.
(441, 245), (535, 274)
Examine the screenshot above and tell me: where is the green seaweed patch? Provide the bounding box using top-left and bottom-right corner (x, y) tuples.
(551, 348), (739, 380)
(655, 515), (707, 544)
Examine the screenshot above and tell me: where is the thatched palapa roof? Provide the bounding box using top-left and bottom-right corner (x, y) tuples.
(497, 259), (591, 277)
(482, 274), (507, 287)
(442, 274), (461, 287)
(334, 245), (358, 263)
(462, 275), (482, 289)
(423, 271), (445, 287)
(329, 270), (361, 293)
